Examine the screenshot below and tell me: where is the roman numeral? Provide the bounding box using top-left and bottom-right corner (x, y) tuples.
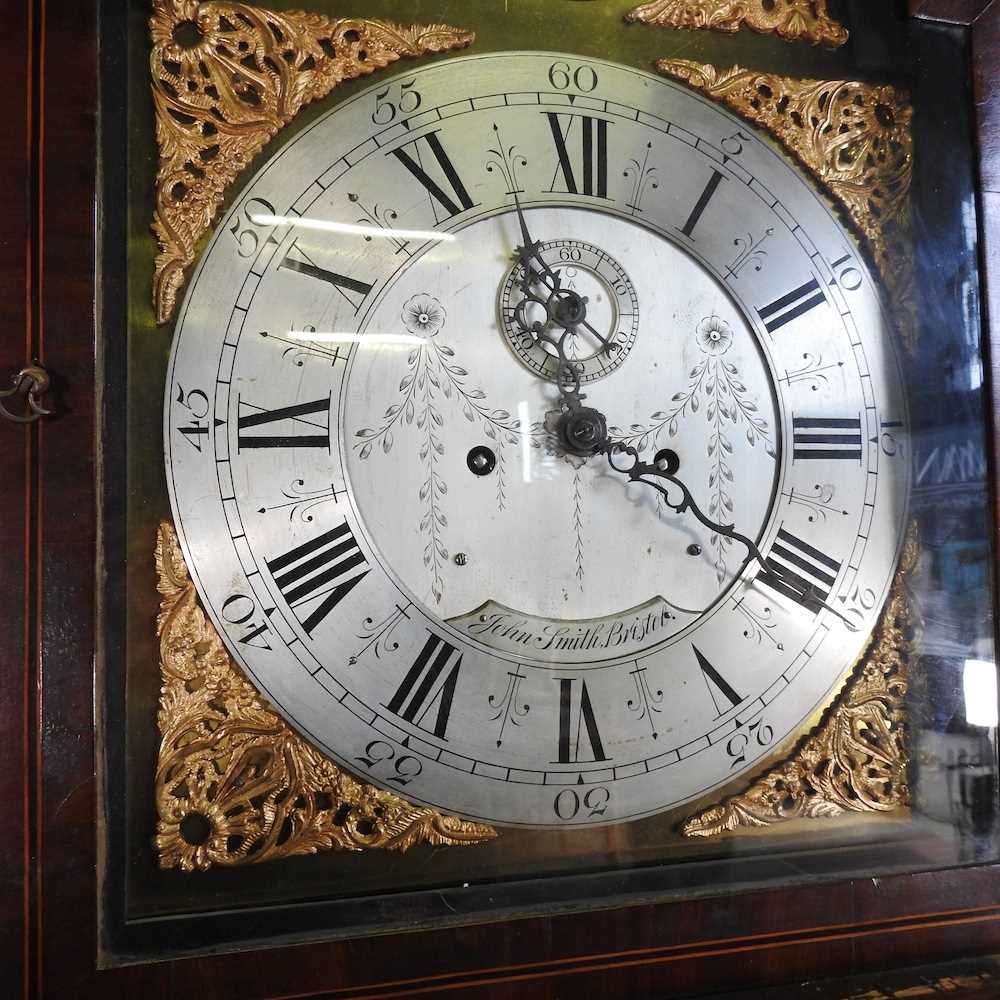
(545, 113), (609, 199)
(279, 243), (374, 312)
(678, 169), (725, 239)
(756, 277), (826, 334)
(792, 415), (862, 461)
(385, 632), (462, 740)
(693, 645), (742, 717)
(555, 678), (609, 763)
(389, 131), (477, 222)
(266, 522), (369, 636)
(237, 395), (330, 451)
(756, 528), (842, 614)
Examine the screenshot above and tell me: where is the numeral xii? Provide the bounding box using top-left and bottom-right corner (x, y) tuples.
(545, 112), (609, 198)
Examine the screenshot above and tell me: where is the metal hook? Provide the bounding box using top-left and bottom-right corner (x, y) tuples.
(0, 365), (53, 424)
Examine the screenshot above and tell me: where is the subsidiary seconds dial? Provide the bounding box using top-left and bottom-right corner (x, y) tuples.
(166, 52), (910, 828)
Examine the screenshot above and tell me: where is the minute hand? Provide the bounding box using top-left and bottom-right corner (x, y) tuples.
(604, 442), (854, 627)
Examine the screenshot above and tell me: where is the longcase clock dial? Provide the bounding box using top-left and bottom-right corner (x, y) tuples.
(165, 53), (909, 828)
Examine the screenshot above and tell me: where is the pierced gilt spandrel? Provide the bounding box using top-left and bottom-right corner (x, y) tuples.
(626, 0), (848, 48)
(154, 522), (495, 871)
(656, 59), (915, 353)
(149, 0), (473, 324)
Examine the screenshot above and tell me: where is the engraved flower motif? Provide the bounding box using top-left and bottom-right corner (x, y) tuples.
(402, 294), (446, 338)
(695, 314), (733, 356)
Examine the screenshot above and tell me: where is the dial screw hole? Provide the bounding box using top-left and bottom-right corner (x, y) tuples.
(179, 812), (212, 846)
(687, 544), (702, 557)
(467, 445), (496, 476)
(454, 552), (468, 566)
(172, 19), (204, 49)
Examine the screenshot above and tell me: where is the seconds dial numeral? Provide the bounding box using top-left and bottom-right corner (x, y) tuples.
(266, 522), (370, 636)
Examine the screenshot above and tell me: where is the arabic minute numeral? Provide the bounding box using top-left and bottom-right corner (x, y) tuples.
(720, 130), (751, 157)
(174, 385), (213, 453)
(878, 419), (905, 456)
(229, 196), (278, 258)
(371, 78), (421, 125)
(547, 60), (599, 93)
(354, 739), (423, 787)
(726, 719), (774, 769)
(553, 786), (610, 821)
(829, 253), (864, 291)
(220, 593), (273, 650)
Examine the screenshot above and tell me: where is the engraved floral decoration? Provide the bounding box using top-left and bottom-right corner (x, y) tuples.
(695, 314), (733, 356)
(401, 294), (446, 338)
(355, 295), (544, 602)
(612, 315), (775, 583)
(154, 522), (494, 870)
(148, 0), (473, 323)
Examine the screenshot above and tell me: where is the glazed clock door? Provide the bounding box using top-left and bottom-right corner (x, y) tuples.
(9, 1), (999, 996)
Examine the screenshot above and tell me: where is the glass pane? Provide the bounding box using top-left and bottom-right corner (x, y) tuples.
(102, 0), (1000, 947)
